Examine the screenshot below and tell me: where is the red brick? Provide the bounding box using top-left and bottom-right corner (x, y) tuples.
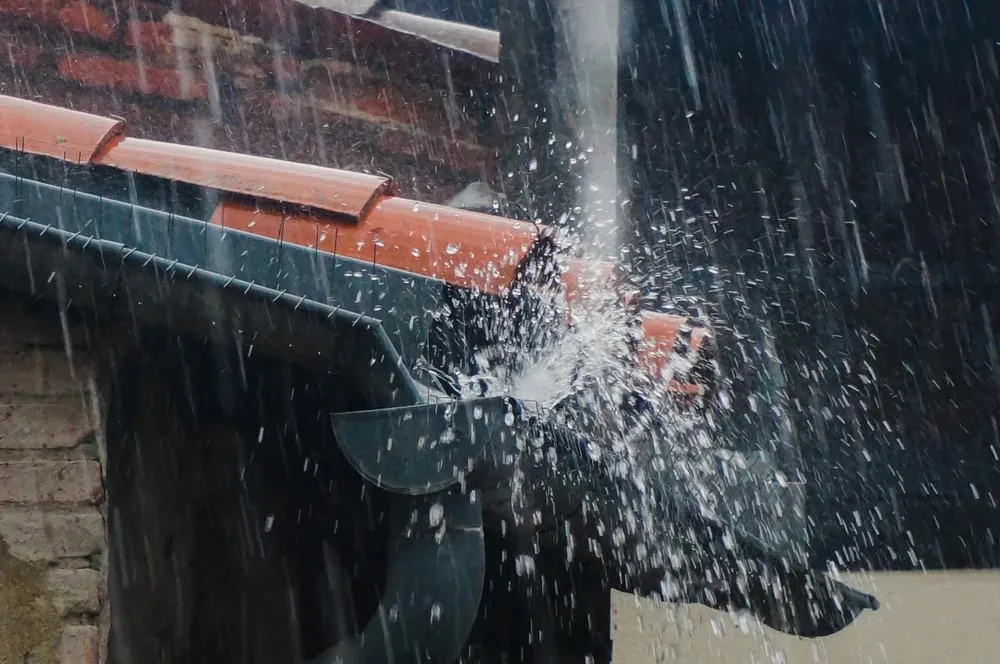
(307, 72), (478, 144)
(0, 458), (102, 504)
(0, 0), (65, 26)
(58, 1), (117, 42)
(57, 624), (99, 664)
(0, 507), (104, 561)
(56, 53), (207, 101)
(124, 19), (175, 58)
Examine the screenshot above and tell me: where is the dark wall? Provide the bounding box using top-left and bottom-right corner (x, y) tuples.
(104, 330), (389, 662)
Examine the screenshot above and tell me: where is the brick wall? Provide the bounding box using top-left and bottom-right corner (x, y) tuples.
(0, 294), (105, 664)
(0, 0), (494, 202)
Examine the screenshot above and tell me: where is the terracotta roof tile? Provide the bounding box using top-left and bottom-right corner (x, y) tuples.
(637, 311), (711, 386)
(367, 195), (536, 291)
(0, 94), (125, 163)
(211, 197), (536, 294)
(363, 9), (498, 62)
(1, 0), (494, 197)
(0, 93), (711, 396)
(97, 136), (394, 221)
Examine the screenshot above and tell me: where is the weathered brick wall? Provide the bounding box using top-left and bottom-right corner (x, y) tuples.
(0, 294), (105, 664)
(0, 0), (493, 202)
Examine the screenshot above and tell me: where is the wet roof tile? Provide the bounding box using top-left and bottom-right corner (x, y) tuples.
(0, 94), (394, 221)
(0, 94), (125, 164)
(210, 194), (537, 295)
(97, 137), (394, 221)
(167, 0), (499, 65)
(350, 9), (499, 62)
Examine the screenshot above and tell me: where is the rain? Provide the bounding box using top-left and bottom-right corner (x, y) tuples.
(0, 0), (998, 662)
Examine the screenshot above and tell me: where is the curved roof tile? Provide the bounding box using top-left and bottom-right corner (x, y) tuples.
(0, 94), (711, 396)
(368, 195), (536, 291)
(0, 95), (125, 164)
(361, 9), (499, 62)
(97, 137), (394, 221)
(638, 310), (712, 382)
(0, 94), (395, 221)
(212, 196), (537, 294)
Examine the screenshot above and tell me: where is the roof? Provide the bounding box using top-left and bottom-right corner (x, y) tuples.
(0, 93), (712, 398)
(0, 0), (498, 205)
(148, 0), (499, 64)
(0, 94), (533, 294)
(299, 0), (500, 60)
(0, 95), (124, 163)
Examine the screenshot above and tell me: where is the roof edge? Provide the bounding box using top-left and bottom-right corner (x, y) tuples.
(0, 95), (126, 164)
(0, 95), (394, 222)
(362, 10), (499, 63)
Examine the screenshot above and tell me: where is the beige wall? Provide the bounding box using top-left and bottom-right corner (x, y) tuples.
(0, 295), (104, 664)
(613, 571), (1000, 663)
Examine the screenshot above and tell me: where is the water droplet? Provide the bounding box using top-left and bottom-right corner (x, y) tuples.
(429, 502), (444, 527)
(444, 243), (459, 255)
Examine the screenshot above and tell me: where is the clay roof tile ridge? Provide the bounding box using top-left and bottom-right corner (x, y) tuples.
(0, 94), (128, 165)
(0, 94), (394, 222)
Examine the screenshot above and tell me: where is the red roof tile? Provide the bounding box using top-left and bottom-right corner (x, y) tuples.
(98, 136), (394, 221)
(1, 1), (495, 202)
(638, 311), (710, 386)
(0, 93), (711, 395)
(0, 94), (125, 163)
(354, 9), (498, 62)
(212, 197), (536, 294)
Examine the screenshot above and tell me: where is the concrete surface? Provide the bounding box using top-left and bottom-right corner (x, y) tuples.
(612, 571), (1000, 663)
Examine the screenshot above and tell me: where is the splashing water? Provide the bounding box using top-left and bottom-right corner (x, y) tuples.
(557, 0), (622, 261)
